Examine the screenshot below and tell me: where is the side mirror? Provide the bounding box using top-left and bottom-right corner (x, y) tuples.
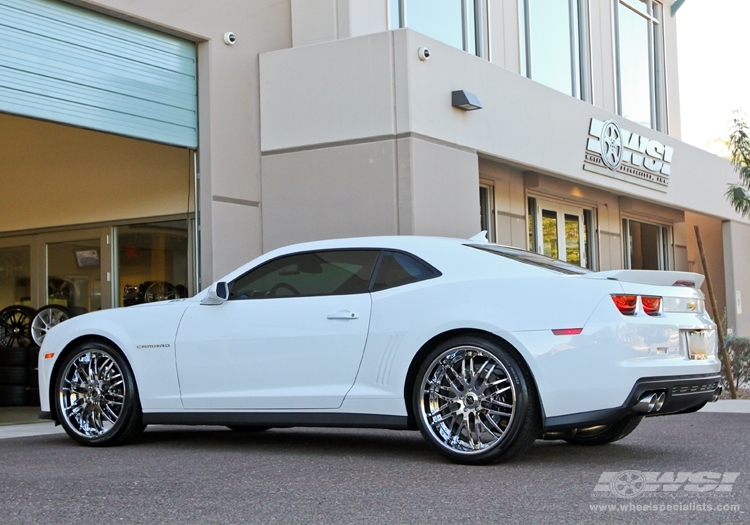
(201, 281), (229, 305)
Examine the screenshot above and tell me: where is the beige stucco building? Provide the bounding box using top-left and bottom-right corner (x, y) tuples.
(1, 0), (749, 338)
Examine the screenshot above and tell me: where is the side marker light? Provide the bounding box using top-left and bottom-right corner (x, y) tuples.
(552, 328), (583, 336)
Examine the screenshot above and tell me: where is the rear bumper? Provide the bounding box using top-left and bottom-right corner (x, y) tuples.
(543, 373), (721, 431)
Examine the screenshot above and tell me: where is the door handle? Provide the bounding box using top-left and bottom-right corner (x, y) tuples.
(327, 310), (359, 320)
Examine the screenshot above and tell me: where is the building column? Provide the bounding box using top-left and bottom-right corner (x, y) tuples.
(722, 220), (750, 338)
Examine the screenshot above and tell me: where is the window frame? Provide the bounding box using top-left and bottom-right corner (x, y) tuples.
(613, 0), (666, 131)
(527, 195), (598, 271)
(228, 248), (442, 300)
(519, 0), (591, 101)
(390, 0), (486, 57)
(622, 217), (673, 270)
(479, 182), (496, 243)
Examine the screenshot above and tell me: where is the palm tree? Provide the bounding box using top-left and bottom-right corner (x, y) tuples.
(727, 113), (750, 217)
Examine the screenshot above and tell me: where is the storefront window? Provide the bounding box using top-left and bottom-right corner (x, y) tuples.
(528, 198), (594, 269)
(479, 184), (495, 242)
(520, 0), (589, 100)
(623, 218), (671, 270)
(390, 0), (482, 56)
(0, 246), (31, 310)
(542, 210), (559, 259)
(116, 220), (190, 307)
(47, 239), (102, 314)
(614, 0), (665, 130)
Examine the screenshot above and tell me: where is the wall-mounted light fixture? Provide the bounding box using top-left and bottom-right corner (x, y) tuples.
(451, 90), (482, 111)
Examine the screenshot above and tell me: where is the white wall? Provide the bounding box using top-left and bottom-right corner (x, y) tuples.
(260, 28), (747, 228)
(723, 220), (750, 338)
(685, 212), (726, 321)
(260, 140), (400, 251)
(0, 114), (191, 233)
(290, 0), (388, 46)
(260, 31), (395, 152)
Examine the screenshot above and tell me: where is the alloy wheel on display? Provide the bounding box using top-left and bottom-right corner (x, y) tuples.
(31, 305), (72, 346)
(0, 305), (36, 347)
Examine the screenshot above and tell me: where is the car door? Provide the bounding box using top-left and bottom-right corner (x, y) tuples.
(174, 249), (378, 410)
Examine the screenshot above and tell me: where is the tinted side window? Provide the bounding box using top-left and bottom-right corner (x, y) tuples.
(229, 250), (379, 299)
(372, 251), (439, 291)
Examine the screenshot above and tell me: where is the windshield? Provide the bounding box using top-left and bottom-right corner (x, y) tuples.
(467, 244), (592, 276)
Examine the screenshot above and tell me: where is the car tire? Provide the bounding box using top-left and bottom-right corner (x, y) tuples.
(0, 366), (29, 385)
(0, 345), (28, 366)
(226, 425), (272, 432)
(413, 335), (541, 465)
(564, 415), (643, 446)
(0, 385), (28, 406)
(55, 341), (144, 446)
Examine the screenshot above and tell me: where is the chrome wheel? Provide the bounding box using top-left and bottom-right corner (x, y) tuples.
(31, 305), (72, 346)
(59, 349), (127, 439)
(419, 345), (516, 454)
(414, 336), (540, 464)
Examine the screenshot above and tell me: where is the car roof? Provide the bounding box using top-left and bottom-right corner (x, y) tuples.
(267, 235), (470, 253)
(215, 235), (548, 286)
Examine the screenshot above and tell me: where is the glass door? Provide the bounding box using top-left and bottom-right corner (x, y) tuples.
(38, 229), (111, 314)
(622, 218), (672, 270)
(0, 237), (34, 311)
(532, 199), (588, 268)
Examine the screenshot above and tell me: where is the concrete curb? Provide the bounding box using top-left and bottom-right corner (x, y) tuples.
(0, 422), (65, 440)
(699, 399), (750, 413)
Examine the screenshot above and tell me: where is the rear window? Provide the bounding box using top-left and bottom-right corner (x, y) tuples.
(372, 251), (439, 291)
(468, 244), (591, 275)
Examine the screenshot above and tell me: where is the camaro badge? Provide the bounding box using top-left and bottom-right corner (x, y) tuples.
(136, 344), (171, 349)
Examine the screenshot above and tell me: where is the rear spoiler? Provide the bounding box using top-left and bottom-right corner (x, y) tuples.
(583, 270), (705, 289)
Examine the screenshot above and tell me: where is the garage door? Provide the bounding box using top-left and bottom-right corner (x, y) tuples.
(0, 0), (197, 148)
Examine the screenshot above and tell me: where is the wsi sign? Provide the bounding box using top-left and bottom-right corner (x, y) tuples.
(583, 118), (673, 192)
(593, 471), (740, 499)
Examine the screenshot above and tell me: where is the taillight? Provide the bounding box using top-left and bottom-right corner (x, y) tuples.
(611, 295), (638, 315)
(611, 295), (662, 316)
(641, 296), (661, 316)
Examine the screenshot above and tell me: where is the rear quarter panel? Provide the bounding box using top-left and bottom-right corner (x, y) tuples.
(343, 273), (619, 416)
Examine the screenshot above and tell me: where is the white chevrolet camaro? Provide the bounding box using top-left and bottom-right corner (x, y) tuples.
(38, 234), (722, 465)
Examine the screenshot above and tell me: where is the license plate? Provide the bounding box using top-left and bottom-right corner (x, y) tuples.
(687, 331), (708, 360)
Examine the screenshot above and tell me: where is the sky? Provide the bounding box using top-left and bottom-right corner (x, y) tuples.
(676, 0), (750, 156)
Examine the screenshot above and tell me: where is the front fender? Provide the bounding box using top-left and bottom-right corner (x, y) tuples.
(39, 303), (189, 413)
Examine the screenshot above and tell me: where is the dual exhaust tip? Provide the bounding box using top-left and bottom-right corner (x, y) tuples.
(633, 392), (666, 413)
(633, 385), (723, 414)
(711, 385), (723, 403)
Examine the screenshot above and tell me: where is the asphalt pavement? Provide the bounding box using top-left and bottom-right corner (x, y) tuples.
(0, 403), (748, 525)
